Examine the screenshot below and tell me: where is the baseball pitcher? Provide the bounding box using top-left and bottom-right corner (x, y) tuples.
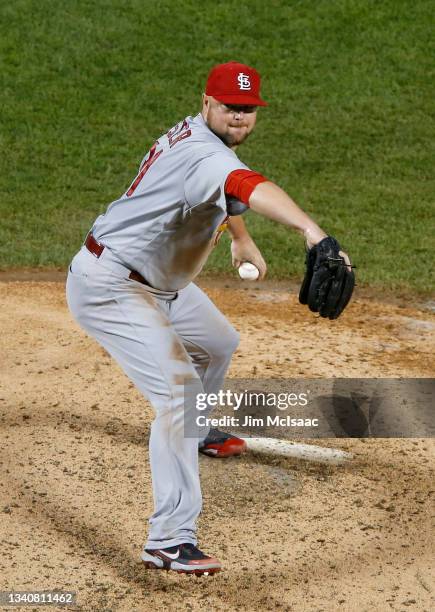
(66, 61), (354, 576)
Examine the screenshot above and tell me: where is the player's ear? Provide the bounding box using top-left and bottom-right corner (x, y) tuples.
(201, 93), (210, 118)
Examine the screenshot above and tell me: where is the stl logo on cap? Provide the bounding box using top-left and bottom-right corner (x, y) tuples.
(237, 73), (251, 91)
(205, 61), (268, 106)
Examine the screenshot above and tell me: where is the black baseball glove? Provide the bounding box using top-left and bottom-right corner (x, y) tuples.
(299, 236), (355, 319)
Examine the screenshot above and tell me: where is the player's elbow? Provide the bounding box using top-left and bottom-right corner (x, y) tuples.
(248, 180), (280, 211)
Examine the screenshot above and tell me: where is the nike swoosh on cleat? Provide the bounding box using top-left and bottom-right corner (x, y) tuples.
(160, 549), (180, 560)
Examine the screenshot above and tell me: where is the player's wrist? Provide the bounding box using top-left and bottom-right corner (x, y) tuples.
(303, 227), (327, 250)
(228, 225), (252, 242)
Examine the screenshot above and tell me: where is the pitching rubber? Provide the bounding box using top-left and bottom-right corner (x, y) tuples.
(245, 437), (352, 464)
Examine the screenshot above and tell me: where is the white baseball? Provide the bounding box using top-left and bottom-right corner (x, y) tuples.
(238, 262), (260, 281)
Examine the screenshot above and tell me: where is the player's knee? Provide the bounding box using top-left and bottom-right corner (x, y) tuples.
(212, 325), (240, 361)
(228, 326), (240, 355)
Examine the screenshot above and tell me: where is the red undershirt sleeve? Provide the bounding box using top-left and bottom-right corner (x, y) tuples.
(224, 169), (268, 207)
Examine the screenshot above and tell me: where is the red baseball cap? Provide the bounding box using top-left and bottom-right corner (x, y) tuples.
(205, 61), (267, 107)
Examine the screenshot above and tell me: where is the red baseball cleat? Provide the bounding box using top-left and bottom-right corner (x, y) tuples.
(199, 428), (247, 458)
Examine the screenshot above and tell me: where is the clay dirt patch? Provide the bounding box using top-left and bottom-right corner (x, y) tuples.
(0, 279), (434, 611)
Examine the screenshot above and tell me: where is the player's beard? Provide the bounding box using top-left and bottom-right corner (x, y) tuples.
(211, 125), (251, 148)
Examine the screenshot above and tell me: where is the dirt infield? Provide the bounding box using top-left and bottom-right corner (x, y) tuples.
(0, 278), (434, 611)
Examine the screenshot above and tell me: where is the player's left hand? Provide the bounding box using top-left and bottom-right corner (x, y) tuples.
(299, 235), (355, 319)
(231, 235), (267, 279)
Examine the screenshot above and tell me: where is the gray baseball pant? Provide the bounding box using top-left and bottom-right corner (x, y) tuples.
(66, 247), (239, 549)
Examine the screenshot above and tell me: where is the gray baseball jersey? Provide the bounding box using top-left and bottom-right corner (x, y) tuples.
(91, 113), (249, 291)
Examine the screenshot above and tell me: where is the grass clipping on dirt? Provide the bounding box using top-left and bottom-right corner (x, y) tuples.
(1, 0), (433, 294)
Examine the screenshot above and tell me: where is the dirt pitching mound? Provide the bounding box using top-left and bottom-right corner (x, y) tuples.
(0, 278), (433, 611)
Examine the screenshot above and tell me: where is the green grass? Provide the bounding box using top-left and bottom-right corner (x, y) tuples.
(1, 0), (433, 293)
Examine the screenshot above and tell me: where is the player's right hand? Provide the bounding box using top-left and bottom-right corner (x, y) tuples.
(231, 235), (267, 280)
